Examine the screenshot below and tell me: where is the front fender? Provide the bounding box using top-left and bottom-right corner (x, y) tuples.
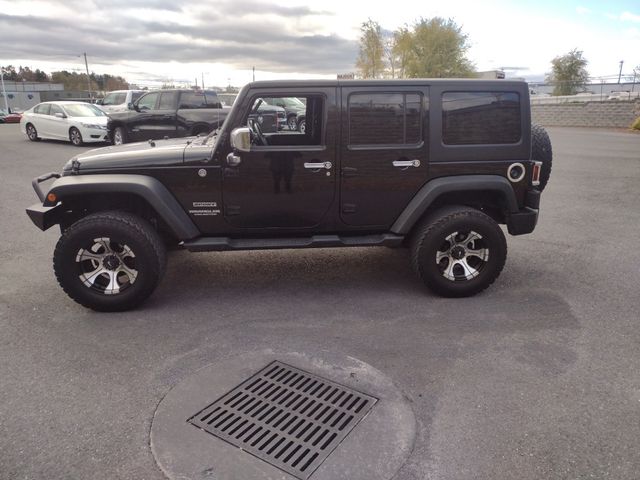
(36, 174), (200, 240)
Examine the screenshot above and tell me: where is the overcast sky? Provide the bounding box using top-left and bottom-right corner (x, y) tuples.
(1, 0), (638, 88)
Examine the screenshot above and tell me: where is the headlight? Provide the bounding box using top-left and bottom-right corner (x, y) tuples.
(80, 123), (106, 130)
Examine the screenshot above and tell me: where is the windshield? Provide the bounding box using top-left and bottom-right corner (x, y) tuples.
(63, 104), (107, 117)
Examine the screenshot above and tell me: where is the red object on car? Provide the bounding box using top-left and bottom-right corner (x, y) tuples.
(2, 112), (22, 123)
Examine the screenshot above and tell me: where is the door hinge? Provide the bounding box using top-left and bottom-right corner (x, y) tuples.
(342, 203), (357, 214)
(225, 205), (241, 216)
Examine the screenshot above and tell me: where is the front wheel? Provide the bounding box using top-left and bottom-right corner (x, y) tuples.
(297, 118), (306, 134)
(112, 126), (127, 145)
(53, 211), (167, 311)
(411, 206), (507, 297)
(69, 127), (83, 146)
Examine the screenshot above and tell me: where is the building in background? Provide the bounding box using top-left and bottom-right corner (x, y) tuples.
(0, 81), (92, 111)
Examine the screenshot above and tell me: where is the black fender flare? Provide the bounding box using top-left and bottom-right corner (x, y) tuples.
(43, 174), (200, 240)
(390, 175), (519, 235)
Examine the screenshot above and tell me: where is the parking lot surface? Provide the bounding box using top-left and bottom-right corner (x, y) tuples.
(1, 124), (639, 479)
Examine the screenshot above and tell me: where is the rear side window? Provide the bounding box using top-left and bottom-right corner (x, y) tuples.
(34, 104), (50, 115)
(179, 91), (222, 109)
(158, 92), (176, 109)
(442, 91), (521, 145)
(349, 92), (423, 146)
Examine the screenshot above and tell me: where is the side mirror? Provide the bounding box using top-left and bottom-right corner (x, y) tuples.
(54, 112), (66, 119)
(128, 102), (139, 111)
(96, 99), (103, 105)
(230, 127), (251, 152)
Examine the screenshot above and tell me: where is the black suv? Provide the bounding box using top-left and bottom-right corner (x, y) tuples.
(26, 79), (552, 311)
(107, 89), (229, 145)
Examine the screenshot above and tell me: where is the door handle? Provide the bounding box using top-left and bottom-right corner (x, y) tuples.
(304, 161), (332, 170)
(226, 152), (241, 167)
(392, 159), (421, 168)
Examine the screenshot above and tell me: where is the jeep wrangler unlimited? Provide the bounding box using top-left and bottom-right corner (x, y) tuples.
(26, 80), (552, 311)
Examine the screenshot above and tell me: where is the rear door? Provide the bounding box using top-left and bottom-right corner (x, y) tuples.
(339, 86), (429, 227)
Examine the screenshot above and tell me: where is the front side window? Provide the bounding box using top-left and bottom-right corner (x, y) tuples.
(244, 95), (323, 147)
(137, 92), (159, 111)
(349, 92), (423, 146)
(49, 104), (64, 116)
(158, 92), (177, 110)
(442, 91), (521, 145)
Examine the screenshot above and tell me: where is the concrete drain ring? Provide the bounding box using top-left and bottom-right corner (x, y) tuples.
(151, 351), (416, 480)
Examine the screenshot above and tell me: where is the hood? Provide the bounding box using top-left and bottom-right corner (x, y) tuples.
(63, 137), (195, 173)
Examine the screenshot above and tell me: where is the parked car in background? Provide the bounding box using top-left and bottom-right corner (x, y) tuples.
(20, 101), (108, 145)
(107, 89), (230, 145)
(96, 90), (145, 113)
(263, 97), (306, 131)
(218, 93), (238, 107)
(0, 108), (22, 123)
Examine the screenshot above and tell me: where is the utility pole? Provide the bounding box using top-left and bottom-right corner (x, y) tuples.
(83, 52), (92, 101)
(618, 60), (624, 84)
(0, 67), (10, 112)
(201, 72), (205, 90)
(252, 66), (255, 82)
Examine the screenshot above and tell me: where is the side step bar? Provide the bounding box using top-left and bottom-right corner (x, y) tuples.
(182, 233), (404, 252)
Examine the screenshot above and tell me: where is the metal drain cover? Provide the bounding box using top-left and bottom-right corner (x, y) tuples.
(188, 361), (377, 479)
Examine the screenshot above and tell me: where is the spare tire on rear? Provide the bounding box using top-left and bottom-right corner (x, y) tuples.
(531, 124), (552, 191)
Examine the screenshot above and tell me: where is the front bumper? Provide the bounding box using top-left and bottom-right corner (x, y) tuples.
(26, 203), (63, 231)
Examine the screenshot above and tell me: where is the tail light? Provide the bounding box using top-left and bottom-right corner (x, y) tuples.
(532, 161), (542, 187)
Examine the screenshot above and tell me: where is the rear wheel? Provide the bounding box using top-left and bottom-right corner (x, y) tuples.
(411, 206), (507, 297)
(287, 115), (297, 130)
(26, 123), (40, 141)
(297, 118), (306, 134)
(69, 127), (83, 146)
(53, 211), (167, 311)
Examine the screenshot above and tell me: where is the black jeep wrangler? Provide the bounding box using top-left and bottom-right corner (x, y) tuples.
(26, 80), (552, 311)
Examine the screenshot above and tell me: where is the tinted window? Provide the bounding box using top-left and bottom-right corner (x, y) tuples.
(137, 92), (159, 110)
(442, 91), (521, 145)
(34, 103), (50, 115)
(349, 93), (423, 146)
(179, 91), (222, 109)
(158, 92), (176, 109)
(102, 92), (126, 105)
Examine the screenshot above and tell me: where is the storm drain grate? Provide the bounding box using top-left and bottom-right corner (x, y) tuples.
(187, 361), (378, 479)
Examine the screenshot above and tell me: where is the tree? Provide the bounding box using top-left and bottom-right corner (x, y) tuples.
(356, 19), (385, 79)
(546, 49), (589, 96)
(391, 26), (413, 79)
(404, 17), (475, 78)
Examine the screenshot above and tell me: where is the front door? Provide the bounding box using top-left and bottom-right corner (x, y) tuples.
(222, 89), (336, 229)
(340, 86), (430, 227)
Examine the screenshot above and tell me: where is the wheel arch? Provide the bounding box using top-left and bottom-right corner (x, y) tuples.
(391, 175), (518, 236)
(42, 174), (200, 241)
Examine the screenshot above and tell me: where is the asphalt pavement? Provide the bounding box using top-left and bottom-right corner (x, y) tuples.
(1, 124), (639, 480)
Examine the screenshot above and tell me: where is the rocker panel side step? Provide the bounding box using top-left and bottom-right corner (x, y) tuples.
(182, 233), (404, 252)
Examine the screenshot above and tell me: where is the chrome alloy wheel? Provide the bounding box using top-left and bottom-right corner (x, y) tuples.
(76, 237), (138, 295)
(436, 230), (489, 281)
(113, 128), (123, 145)
(70, 128), (82, 145)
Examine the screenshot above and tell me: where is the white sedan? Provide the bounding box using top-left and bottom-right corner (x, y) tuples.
(20, 101), (109, 146)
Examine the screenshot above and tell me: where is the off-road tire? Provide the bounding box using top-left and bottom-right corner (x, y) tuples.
(411, 206), (507, 297)
(531, 124), (552, 191)
(53, 211), (167, 311)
